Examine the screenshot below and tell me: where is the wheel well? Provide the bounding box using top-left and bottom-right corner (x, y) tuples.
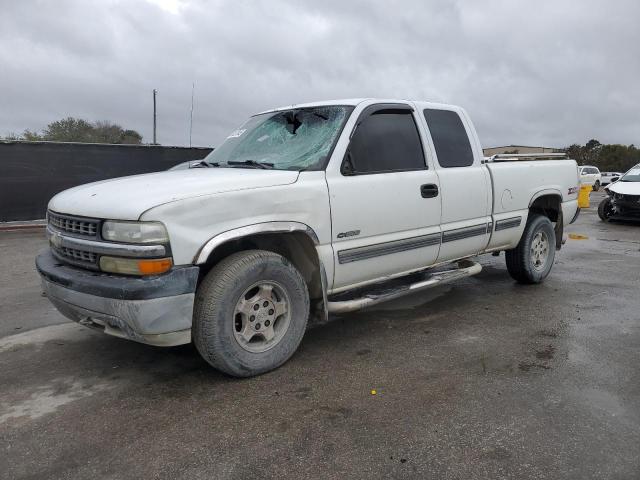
(529, 193), (563, 249)
(530, 194), (560, 222)
(199, 232), (326, 319)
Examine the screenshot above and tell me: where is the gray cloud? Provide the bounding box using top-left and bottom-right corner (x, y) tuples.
(1, 0), (639, 148)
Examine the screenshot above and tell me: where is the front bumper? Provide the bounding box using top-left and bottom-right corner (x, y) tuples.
(609, 195), (640, 221)
(36, 250), (199, 346)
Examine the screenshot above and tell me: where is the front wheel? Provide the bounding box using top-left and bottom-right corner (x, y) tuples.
(598, 197), (614, 221)
(193, 250), (310, 377)
(505, 214), (556, 284)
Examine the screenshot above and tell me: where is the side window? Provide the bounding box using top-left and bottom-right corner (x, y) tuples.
(423, 109), (474, 168)
(343, 109), (425, 175)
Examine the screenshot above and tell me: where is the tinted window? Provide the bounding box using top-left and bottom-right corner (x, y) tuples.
(423, 109), (474, 168)
(344, 109), (425, 174)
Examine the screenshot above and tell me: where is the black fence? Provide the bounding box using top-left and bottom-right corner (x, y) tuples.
(0, 141), (213, 222)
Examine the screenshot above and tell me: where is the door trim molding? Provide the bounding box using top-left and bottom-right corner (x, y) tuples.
(441, 223), (489, 243)
(336, 221), (493, 265)
(337, 232), (441, 264)
(494, 216), (522, 231)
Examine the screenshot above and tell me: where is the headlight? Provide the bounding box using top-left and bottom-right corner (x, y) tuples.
(99, 256), (173, 276)
(102, 221), (169, 244)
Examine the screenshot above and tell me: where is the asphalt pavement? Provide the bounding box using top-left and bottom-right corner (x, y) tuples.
(1, 191), (639, 479)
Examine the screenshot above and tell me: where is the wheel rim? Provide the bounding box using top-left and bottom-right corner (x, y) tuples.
(233, 281), (291, 353)
(530, 231), (550, 272)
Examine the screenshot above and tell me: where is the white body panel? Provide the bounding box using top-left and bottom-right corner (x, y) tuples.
(48, 169), (299, 220)
(486, 160), (579, 250)
(47, 98), (580, 296)
(327, 170), (442, 290)
(607, 179), (640, 195)
(140, 171), (334, 275)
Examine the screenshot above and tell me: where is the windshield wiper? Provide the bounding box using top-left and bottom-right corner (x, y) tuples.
(227, 160), (274, 169)
(190, 160), (219, 168)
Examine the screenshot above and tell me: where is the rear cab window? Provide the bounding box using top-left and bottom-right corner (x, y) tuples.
(423, 109), (474, 168)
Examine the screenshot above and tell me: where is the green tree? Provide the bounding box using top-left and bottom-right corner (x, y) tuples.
(121, 130), (143, 144)
(564, 144), (584, 163)
(43, 117), (95, 142)
(564, 140), (640, 172)
(6, 117), (143, 144)
(21, 129), (43, 141)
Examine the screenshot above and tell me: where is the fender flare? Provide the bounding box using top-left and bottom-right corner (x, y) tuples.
(528, 188), (563, 207)
(194, 221), (320, 264)
(193, 222), (329, 322)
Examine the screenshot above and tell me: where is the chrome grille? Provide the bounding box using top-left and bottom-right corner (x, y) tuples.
(57, 246), (97, 264)
(48, 211), (99, 237)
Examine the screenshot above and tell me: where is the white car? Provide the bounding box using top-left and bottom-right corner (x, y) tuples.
(599, 165), (640, 221)
(37, 98), (580, 377)
(579, 165), (602, 191)
(600, 171), (623, 186)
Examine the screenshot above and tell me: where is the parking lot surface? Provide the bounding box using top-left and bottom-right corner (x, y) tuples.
(1, 192), (639, 479)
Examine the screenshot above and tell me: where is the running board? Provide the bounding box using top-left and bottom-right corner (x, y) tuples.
(327, 260), (482, 314)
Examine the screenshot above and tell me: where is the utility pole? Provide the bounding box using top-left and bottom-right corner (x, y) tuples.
(189, 83), (194, 147)
(152, 89), (157, 145)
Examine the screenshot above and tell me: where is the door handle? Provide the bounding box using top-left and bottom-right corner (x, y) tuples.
(420, 184), (439, 198)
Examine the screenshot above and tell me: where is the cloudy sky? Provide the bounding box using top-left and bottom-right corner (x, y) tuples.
(1, 0), (639, 148)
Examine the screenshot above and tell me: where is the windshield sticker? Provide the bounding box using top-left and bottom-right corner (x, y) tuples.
(227, 129), (246, 139)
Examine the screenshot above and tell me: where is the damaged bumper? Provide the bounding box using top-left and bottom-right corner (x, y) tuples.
(609, 195), (640, 221)
(36, 250), (199, 346)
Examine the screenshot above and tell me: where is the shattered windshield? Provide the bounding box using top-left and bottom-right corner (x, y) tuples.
(204, 105), (353, 171)
(620, 166), (640, 182)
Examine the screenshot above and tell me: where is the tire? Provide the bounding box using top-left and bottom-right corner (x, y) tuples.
(598, 197), (614, 222)
(193, 250), (309, 377)
(505, 214), (556, 284)
(592, 180), (600, 192)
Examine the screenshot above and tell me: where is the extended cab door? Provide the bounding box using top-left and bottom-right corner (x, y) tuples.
(420, 107), (492, 262)
(326, 103), (442, 291)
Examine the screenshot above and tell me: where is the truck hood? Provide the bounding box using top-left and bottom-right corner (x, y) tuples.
(48, 168), (300, 220)
(607, 181), (640, 195)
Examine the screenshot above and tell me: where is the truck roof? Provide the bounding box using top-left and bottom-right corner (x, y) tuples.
(255, 98), (458, 115)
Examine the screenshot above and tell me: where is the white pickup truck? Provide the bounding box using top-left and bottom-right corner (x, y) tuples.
(37, 99), (580, 377)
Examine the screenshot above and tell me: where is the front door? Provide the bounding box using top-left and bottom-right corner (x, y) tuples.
(327, 104), (442, 291)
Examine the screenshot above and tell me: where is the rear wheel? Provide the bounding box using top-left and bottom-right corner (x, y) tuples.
(193, 250), (309, 377)
(598, 197), (614, 221)
(505, 214), (556, 284)
(592, 180), (600, 191)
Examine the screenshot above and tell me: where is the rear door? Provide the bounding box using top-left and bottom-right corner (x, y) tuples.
(327, 104), (442, 291)
(420, 108), (492, 262)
